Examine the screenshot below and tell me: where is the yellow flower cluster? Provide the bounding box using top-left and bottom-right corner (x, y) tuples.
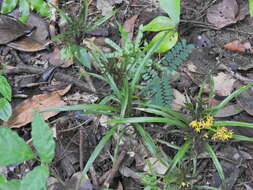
(212, 127), (233, 141)
(189, 115), (213, 132)
(189, 115), (233, 141)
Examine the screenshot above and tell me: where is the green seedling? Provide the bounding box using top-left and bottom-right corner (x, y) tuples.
(1, 0), (51, 23)
(144, 0), (180, 53)
(0, 112), (55, 190)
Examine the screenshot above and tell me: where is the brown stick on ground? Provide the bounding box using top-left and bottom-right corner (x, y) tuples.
(103, 151), (127, 188)
(4, 64), (97, 94)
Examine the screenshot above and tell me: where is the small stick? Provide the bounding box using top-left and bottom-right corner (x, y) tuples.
(103, 151), (126, 188)
(79, 127), (84, 170)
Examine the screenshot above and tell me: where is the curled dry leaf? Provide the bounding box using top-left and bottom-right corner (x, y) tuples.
(215, 104), (242, 118)
(5, 85), (71, 128)
(207, 0), (248, 29)
(224, 40), (253, 54)
(42, 48), (73, 68)
(123, 15), (139, 41)
(0, 14), (33, 44)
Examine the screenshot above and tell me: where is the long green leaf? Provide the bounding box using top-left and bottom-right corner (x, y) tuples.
(120, 78), (129, 117)
(108, 117), (188, 128)
(139, 103), (188, 123)
(212, 82), (253, 112)
(167, 139), (192, 174)
(0, 127), (35, 166)
(232, 134), (253, 142)
(135, 124), (168, 167)
(75, 125), (119, 190)
(20, 166), (49, 190)
(204, 142), (225, 183)
(213, 121), (253, 128)
(194, 185), (221, 190)
(42, 104), (118, 113)
(32, 112), (55, 163)
(0, 98), (12, 121)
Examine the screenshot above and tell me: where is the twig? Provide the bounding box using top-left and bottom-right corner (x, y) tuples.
(4, 64), (98, 94)
(103, 151), (126, 188)
(79, 127), (84, 170)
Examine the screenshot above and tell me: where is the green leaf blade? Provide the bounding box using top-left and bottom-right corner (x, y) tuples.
(0, 127), (35, 166)
(159, 0), (180, 24)
(20, 166), (49, 190)
(0, 75), (12, 101)
(32, 112), (55, 163)
(143, 16), (176, 31)
(0, 179), (21, 190)
(250, 0), (253, 17)
(0, 0), (18, 14)
(0, 98), (12, 121)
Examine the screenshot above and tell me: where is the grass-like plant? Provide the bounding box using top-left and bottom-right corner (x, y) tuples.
(52, 0), (115, 69)
(108, 82), (253, 189)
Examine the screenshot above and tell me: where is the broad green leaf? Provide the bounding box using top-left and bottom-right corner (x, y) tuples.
(18, 0), (30, 23)
(147, 31), (178, 53)
(0, 127), (35, 166)
(0, 0), (18, 14)
(20, 165), (49, 190)
(143, 16), (176, 31)
(250, 0), (253, 17)
(75, 46), (91, 69)
(204, 142), (225, 182)
(0, 75), (12, 101)
(0, 98), (12, 121)
(0, 179), (21, 190)
(159, 0), (180, 24)
(167, 139), (192, 174)
(75, 125), (119, 190)
(32, 112), (55, 163)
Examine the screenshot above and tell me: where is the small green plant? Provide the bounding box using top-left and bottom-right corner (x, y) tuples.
(0, 0), (51, 22)
(0, 75), (12, 121)
(0, 112), (55, 190)
(109, 82), (253, 189)
(141, 39), (194, 107)
(143, 0), (180, 53)
(53, 0), (115, 69)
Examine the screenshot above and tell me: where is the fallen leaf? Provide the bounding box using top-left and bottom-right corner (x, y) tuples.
(7, 37), (48, 52)
(224, 40), (253, 54)
(236, 86), (253, 117)
(215, 104), (242, 117)
(171, 89), (185, 111)
(213, 72), (236, 96)
(42, 48), (73, 68)
(207, 0), (248, 29)
(123, 15), (138, 41)
(5, 86), (71, 128)
(96, 0), (123, 15)
(143, 157), (167, 174)
(0, 14), (33, 44)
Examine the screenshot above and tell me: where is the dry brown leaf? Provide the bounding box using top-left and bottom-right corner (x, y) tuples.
(5, 86), (71, 128)
(207, 0), (248, 29)
(123, 15), (139, 41)
(0, 14), (33, 44)
(213, 72), (236, 96)
(215, 104), (242, 118)
(224, 40), (253, 54)
(171, 89), (185, 111)
(43, 48), (73, 68)
(236, 87), (253, 117)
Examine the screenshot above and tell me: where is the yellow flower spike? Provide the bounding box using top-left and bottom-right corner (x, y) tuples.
(202, 132), (209, 138)
(212, 127), (233, 141)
